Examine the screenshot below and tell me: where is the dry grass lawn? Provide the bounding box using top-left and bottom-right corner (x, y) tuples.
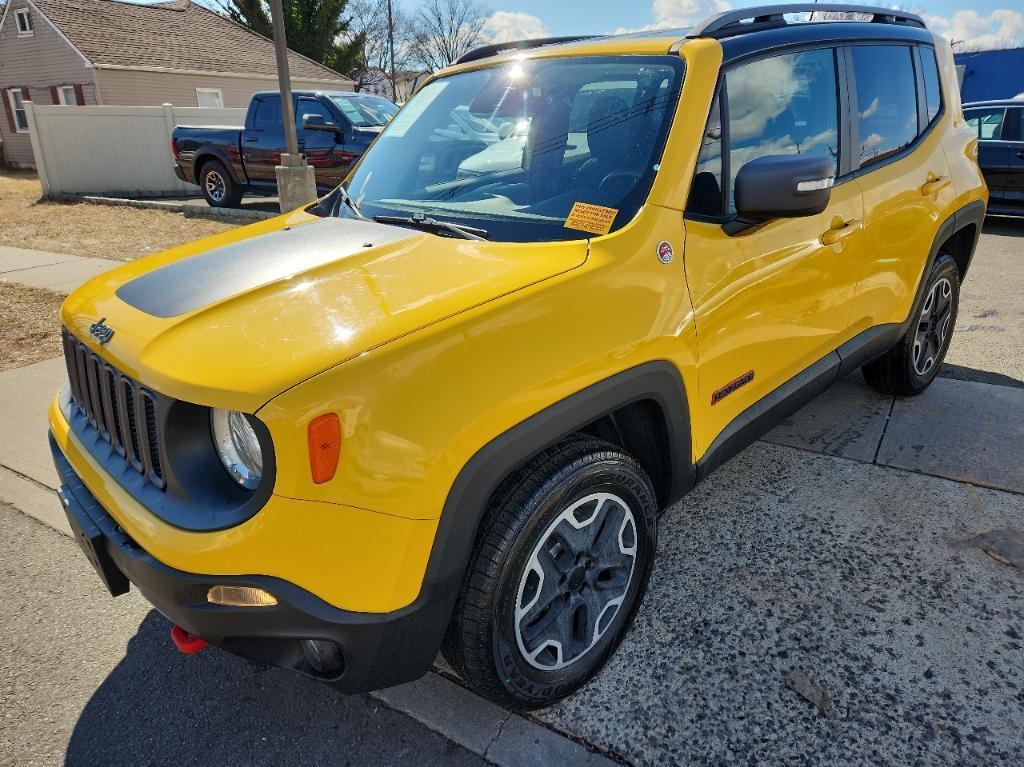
(0, 283), (65, 372)
(0, 169), (233, 261)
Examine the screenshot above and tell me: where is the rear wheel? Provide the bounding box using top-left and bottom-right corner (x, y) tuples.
(863, 254), (960, 396)
(443, 436), (658, 710)
(199, 159), (242, 208)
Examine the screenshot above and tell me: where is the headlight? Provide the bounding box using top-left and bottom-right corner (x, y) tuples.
(211, 409), (263, 490)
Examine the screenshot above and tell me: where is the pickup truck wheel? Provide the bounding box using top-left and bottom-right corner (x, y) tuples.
(862, 254), (960, 396)
(442, 436), (657, 711)
(199, 160), (242, 208)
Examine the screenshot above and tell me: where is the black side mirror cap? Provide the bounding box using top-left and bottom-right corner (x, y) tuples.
(303, 114), (342, 135)
(733, 154), (835, 223)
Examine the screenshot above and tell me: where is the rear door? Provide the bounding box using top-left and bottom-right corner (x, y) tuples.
(999, 107), (1024, 212)
(242, 94), (285, 185)
(964, 106), (1011, 208)
(846, 43), (956, 331)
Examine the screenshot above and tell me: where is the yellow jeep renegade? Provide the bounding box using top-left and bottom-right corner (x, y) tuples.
(50, 4), (987, 710)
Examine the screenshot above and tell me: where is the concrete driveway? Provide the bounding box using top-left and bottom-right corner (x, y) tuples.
(0, 217), (1021, 765)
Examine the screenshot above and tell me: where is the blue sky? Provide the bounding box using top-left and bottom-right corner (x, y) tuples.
(414, 0), (1024, 49)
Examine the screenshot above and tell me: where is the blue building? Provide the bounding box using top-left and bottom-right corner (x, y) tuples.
(954, 48), (1024, 103)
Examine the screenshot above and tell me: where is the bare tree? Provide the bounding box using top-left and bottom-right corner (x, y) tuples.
(408, 0), (488, 72)
(347, 0), (415, 93)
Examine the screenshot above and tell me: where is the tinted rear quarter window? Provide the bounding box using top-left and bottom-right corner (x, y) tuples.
(920, 48), (942, 123)
(852, 45), (918, 166)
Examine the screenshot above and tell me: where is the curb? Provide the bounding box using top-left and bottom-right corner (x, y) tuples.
(45, 193), (276, 224)
(371, 669), (624, 767)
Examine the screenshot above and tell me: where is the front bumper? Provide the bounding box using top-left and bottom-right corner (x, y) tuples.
(50, 435), (454, 694)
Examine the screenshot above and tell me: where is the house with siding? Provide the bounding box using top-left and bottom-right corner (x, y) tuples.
(0, 0), (354, 168)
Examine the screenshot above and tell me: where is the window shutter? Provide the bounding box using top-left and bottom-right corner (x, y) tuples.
(21, 86), (30, 101)
(50, 86), (60, 104)
(2, 92), (15, 133)
(73, 84), (85, 106)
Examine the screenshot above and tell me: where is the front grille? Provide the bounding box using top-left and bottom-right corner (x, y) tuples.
(62, 328), (166, 490)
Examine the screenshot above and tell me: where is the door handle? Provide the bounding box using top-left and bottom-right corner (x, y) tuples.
(244, 136), (258, 143)
(821, 219), (860, 246)
(1017, 150), (1024, 160)
(920, 174), (950, 195)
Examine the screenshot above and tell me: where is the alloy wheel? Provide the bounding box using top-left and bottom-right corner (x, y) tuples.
(913, 276), (953, 376)
(514, 492), (638, 671)
(205, 170), (226, 203)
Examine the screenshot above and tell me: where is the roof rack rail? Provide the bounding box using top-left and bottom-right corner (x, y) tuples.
(687, 4), (925, 39)
(454, 36), (599, 65)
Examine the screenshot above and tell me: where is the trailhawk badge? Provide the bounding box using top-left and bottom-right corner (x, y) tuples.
(89, 318), (115, 345)
(656, 241), (674, 264)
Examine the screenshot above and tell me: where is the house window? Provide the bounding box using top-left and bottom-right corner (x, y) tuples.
(7, 89), (29, 132)
(57, 85), (77, 105)
(195, 87), (223, 108)
(15, 8), (33, 36)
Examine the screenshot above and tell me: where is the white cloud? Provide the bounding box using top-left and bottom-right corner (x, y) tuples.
(922, 8), (1024, 50)
(611, 0), (731, 35)
(483, 11), (550, 43)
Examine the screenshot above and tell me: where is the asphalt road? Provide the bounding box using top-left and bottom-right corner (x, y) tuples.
(943, 215), (1024, 386)
(0, 502), (486, 767)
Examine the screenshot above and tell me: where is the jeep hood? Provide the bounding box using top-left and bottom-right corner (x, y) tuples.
(61, 215), (588, 412)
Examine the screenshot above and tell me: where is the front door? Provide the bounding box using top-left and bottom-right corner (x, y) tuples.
(244, 93), (285, 185)
(683, 46), (866, 456)
(296, 97), (351, 190)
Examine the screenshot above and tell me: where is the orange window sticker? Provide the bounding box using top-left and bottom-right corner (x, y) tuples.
(564, 202), (618, 235)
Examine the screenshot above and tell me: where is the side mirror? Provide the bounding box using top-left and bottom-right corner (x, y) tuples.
(733, 154), (835, 223)
(303, 114), (342, 135)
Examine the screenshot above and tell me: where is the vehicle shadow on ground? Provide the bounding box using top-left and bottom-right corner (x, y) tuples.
(938, 362), (1024, 389)
(982, 215), (1024, 236)
(63, 611), (470, 767)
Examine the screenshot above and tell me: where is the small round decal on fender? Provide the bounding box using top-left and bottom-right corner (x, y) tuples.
(656, 240), (674, 264)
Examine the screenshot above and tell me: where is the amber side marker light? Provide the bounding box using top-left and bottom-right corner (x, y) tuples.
(308, 412), (341, 484)
(207, 585), (278, 607)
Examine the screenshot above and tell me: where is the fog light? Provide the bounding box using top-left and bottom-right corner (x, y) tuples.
(207, 585), (277, 607)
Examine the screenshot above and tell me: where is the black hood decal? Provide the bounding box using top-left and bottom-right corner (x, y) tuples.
(116, 218), (413, 319)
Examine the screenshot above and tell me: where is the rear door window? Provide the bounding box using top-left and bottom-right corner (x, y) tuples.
(851, 45), (918, 166)
(252, 95), (282, 131)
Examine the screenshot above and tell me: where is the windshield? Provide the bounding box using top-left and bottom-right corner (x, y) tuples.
(330, 94), (400, 127)
(343, 56), (685, 242)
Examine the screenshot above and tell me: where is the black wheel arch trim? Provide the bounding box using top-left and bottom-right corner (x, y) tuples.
(193, 146), (242, 186)
(415, 361), (695, 661)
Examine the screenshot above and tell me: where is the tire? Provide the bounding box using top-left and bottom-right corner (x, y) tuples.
(199, 159), (242, 208)
(442, 436), (658, 710)
(862, 253), (960, 396)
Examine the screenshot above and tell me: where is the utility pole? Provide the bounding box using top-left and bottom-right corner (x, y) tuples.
(387, 0), (397, 101)
(270, 0), (317, 210)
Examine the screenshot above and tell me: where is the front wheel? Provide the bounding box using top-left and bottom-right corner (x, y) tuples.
(863, 254), (960, 396)
(443, 436), (658, 710)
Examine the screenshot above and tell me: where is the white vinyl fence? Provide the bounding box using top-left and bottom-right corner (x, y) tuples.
(25, 102), (247, 197)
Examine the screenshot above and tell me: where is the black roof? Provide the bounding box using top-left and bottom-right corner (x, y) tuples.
(456, 4), (936, 67)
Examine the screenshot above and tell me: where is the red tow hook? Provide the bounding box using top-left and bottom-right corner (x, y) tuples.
(170, 625), (209, 654)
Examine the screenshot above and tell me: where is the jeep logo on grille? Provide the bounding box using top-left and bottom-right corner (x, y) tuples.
(89, 318), (115, 345)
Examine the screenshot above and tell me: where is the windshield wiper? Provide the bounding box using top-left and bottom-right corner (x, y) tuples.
(334, 185), (365, 219)
(372, 213), (489, 241)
